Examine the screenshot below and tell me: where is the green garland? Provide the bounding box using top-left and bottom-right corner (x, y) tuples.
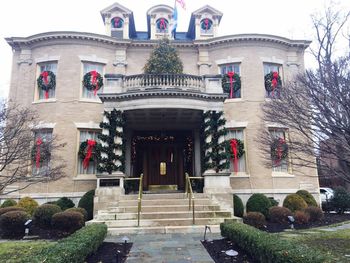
(264, 72), (282, 92)
(82, 71), (103, 92)
(271, 138), (288, 160)
(201, 111), (229, 173)
(37, 71), (56, 92)
(78, 140), (102, 162)
(226, 138), (245, 159)
(98, 109), (125, 174)
(222, 73), (241, 94)
(31, 142), (51, 164)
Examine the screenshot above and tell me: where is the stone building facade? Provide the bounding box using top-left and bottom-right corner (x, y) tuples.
(4, 2), (320, 207)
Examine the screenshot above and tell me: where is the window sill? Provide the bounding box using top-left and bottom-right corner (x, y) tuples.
(32, 98), (57, 104)
(272, 172), (294, 178)
(73, 174), (97, 181)
(79, 98), (102, 104)
(230, 172), (250, 178)
(225, 98), (243, 103)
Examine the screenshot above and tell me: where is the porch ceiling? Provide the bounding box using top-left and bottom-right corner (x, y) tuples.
(125, 108), (202, 130)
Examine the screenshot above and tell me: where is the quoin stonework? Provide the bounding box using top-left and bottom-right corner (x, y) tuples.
(4, 2), (320, 222)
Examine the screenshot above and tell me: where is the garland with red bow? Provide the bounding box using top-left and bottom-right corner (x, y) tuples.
(112, 17), (123, 28)
(227, 138), (245, 173)
(158, 18), (168, 30)
(82, 71), (104, 96)
(222, 72), (241, 98)
(264, 71), (282, 95)
(201, 18), (213, 31)
(78, 139), (101, 169)
(271, 137), (288, 164)
(31, 138), (51, 167)
(37, 71), (56, 99)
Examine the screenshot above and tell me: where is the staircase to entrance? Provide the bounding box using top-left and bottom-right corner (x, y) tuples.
(89, 192), (239, 235)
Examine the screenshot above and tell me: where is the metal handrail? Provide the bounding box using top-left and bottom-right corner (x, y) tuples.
(137, 174), (143, 227)
(185, 173), (195, 225)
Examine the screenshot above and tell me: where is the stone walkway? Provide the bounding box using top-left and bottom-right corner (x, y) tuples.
(106, 233), (222, 263)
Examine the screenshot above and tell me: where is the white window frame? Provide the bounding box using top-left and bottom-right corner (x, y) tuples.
(269, 128), (290, 173)
(32, 129), (53, 176)
(219, 63), (241, 99)
(225, 128), (248, 174)
(81, 62), (105, 101)
(77, 129), (101, 175)
(34, 62), (58, 102)
(263, 63), (283, 98)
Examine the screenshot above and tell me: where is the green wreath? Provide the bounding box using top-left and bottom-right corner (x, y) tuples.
(82, 71), (103, 92)
(222, 73), (241, 94)
(226, 138), (245, 159)
(264, 72), (282, 92)
(271, 138), (288, 160)
(78, 140), (101, 162)
(37, 71), (56, 92)
(31, 141), (51, 164)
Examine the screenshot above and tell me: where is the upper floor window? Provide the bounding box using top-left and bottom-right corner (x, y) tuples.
(226, 129), (246, 173)
(270, 128), (289, 173)
(264, 63), (282, 98)
(32, 129), (53, 175)
(200, 18), (213, 34)
(111, 17), (124, 29)
(82, 62), (104, 100)
(156, 18), (169, 33)
(36, 62), (57, 100)
(78, 130), (100, 175)
(220, 63), (241, 98)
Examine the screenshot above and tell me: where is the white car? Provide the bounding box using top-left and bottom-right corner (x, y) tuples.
(320, 187), (334, 202)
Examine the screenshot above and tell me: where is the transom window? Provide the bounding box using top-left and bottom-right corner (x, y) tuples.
(82, 62), (104, 99)
(270, 128), (288, 172)
(220, 63), (241, 98)
(37, 62), (57, 100)
(226, 129), (246, 173)
(78, 130), (100, 175)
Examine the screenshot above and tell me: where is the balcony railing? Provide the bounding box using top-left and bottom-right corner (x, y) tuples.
(103, 73), (224, 95)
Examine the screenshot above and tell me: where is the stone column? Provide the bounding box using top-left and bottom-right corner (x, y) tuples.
(194, 129), (201, 176)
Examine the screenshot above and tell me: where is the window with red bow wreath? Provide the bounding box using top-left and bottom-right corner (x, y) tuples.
(78, 139), (102, 169)
(222, 72), (241, 98)
(82, 71), (104, 96)
(37, 71), (56, 99)
(264, 71), (282, 93)
(270, 137), (288, 161)
(31, 138), (51, 168)
(200, 18), (213, 31)
(226, 138), (245, 173)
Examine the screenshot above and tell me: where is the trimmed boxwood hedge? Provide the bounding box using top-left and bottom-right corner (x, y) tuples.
(220, 222), (330, 263)
(34, 223), (107, 263)
(233, 194), (244, 217)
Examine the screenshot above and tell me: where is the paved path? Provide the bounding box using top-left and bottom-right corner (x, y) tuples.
(106, 233), (222, 263)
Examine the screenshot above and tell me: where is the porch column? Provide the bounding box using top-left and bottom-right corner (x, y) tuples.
(194, 129), (201, 176)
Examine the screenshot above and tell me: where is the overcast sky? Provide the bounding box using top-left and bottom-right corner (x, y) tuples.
(1, 0), (349, 99)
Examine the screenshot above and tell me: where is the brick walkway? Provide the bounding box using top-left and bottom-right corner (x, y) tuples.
(106, 233), (221, 263)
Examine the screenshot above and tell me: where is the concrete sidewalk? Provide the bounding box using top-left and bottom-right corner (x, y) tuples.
(106, 233), (221, 263)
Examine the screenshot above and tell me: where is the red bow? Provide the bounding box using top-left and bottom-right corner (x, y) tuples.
(227, 71), (235, 98)
(271, 71), (279, 97)
(36, 138), (43, 168)
(83, 139), (96, 169)
(90, 71), (99, 96)
(230, 139), (239, 173)
(114, 18), (120, 28)
(160, 18), (166, 29)
(204, 18), (209, 30)
(41, 71), (49, 99)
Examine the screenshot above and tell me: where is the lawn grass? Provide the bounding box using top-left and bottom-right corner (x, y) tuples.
(0, 241), (54, 263)
(277, 226), (350, 263)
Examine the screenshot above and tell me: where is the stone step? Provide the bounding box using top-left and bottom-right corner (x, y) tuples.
(102, 204), (222, 213)
(116, 198), (211, 206)
(97, 211), (232, 220)
(119, 193), (208, 200)
(106, 225), (222, 235)
(100, 217), (229, 227)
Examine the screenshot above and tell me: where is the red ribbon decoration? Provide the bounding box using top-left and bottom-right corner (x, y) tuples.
(204, 18), (209, 30)
(83, 139), (96, 169)
(160, 18), (166, 29)
(41, 71), (49, 99)
(114, 17), (120, 28)
(36, 138), (43, 168)
(271, 71), (279, 97)
(90, 71), (99, 96)
(227, 71), (235, 98)
(230, 139), (239, 173)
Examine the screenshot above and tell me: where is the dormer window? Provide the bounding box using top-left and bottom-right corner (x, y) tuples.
(112, 17), (124, 29)
(156, 18), (169, 33)
(200, 18), (213, 34)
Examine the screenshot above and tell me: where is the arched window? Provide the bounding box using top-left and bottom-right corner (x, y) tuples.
(200, 18), (213, 34)
(156, 18), (169, 33)
(111, 17), (124, 29)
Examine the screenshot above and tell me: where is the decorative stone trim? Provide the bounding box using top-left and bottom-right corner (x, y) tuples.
(35, 55), (60, 64)
(260, 56), (284, 65)
(74, 122), (101, 130)
(215, 57), (243, 67)
(79, 55), (108, 64)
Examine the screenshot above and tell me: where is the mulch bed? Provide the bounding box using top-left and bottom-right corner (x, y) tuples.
(85, 242), (132, 263)
(201, 238), (257, 263)
(264, 213), (350, 233)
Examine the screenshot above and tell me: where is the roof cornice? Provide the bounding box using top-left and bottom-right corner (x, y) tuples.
(5, 31), (311, 50)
